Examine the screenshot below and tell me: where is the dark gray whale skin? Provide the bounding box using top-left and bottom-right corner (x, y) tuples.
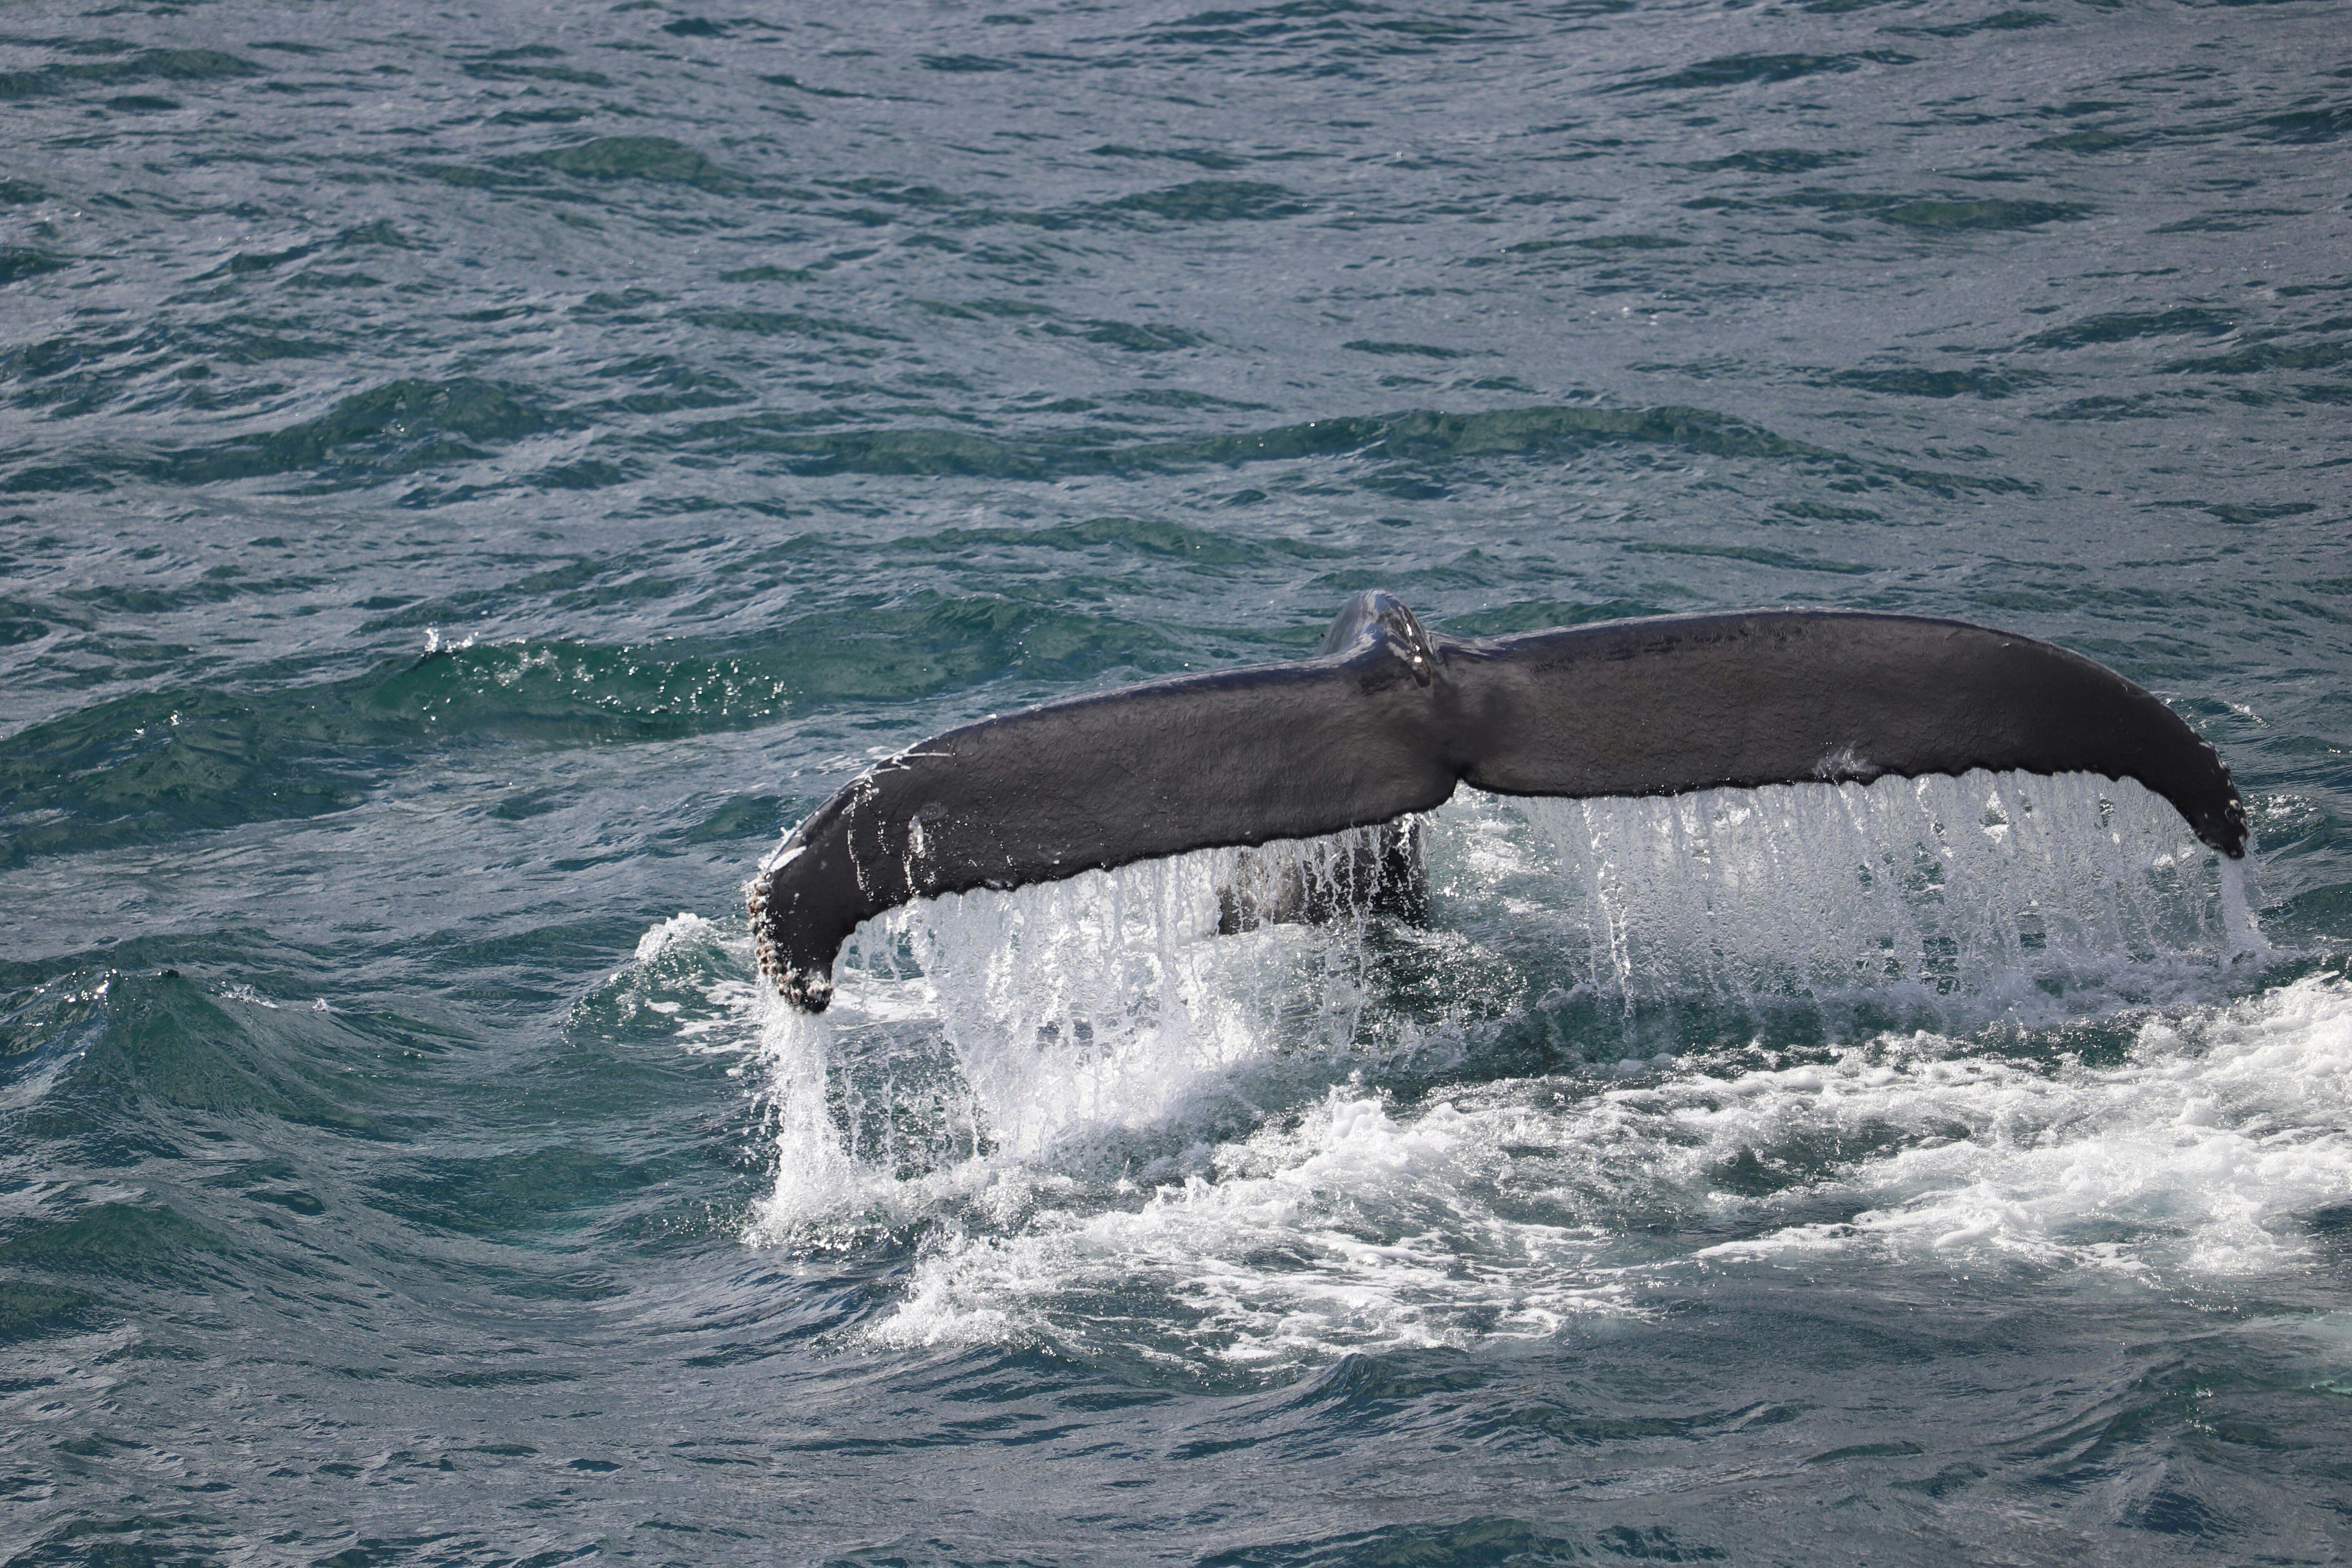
(751, 593), (2247, 1011)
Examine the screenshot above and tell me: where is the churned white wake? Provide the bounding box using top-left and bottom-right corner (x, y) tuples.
(735, 771), (2316, 1371)
(837, 975), (2352, 1369)
(1692, 972), (2352, 1274)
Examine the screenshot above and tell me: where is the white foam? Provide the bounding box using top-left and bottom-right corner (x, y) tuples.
(1690, 973), (2352, 1273)
(742, 773), (2313, 1373)
(842, 975), (2352, 1369)
(861, 1088), (1637, 1365)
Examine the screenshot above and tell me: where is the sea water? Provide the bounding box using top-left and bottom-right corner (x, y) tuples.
(4, 0), (2350, 1562)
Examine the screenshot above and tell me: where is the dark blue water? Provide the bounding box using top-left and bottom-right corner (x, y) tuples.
(5, 1), (2352, 1562)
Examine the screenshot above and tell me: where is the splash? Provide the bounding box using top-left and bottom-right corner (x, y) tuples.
(870, 828), (1413, 1157)
(857, 975), (2352, 1373)
(745, 830), (1419, 1241)
(746, 1004), (889, 1239)
(748, 770), (2261, 1259)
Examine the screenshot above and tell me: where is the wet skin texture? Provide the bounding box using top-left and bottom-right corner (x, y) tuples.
(755, 592), (2245, 1009)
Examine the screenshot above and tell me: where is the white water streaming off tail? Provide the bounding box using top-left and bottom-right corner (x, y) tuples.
(1496, 769), (2253, 1011)
(744, 772), (2304, 1370)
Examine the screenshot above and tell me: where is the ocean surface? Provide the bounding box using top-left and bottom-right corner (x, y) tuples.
(4, 0), (2351, 1562)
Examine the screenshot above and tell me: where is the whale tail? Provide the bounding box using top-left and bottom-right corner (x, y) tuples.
(752, 592), (2247, 1011)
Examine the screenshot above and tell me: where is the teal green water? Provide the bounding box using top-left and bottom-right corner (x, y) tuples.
(4, 1), (2351, 1563)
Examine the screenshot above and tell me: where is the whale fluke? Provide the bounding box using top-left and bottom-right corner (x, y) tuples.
(751, 594), (2247, 1011)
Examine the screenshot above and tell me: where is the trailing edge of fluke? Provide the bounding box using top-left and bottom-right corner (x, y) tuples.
(750, 593), (2248, 1011)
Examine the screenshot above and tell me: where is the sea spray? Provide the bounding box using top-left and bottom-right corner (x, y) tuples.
(836, 828), (1418, 1160)
(2220, 855), (2270, 960)
(755, 771), (2261, 1232)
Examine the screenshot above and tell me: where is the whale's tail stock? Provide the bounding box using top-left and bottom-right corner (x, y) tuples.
(750, 592), (2247, 1012)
